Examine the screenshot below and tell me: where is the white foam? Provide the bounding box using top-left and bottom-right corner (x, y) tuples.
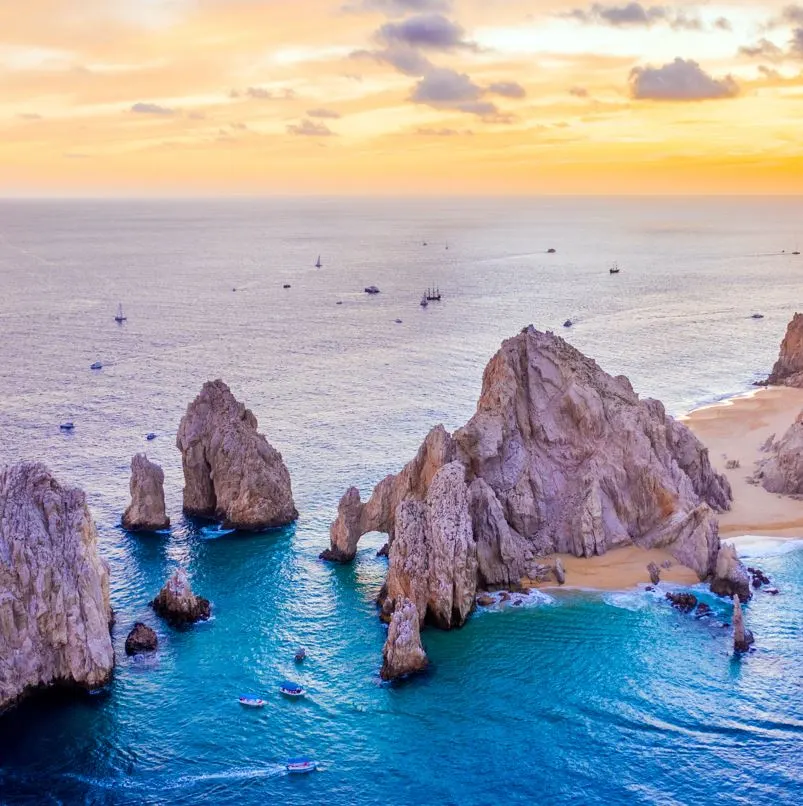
(476, 588), (556, 612)
(724, 535), (803, 559)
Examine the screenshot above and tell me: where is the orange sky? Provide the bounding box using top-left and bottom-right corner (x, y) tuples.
(1, 0), (802, 195)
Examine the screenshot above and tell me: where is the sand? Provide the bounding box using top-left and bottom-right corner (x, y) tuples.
(683, 386), (803, 538)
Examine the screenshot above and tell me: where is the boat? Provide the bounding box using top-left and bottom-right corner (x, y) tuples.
(238, 695), (266, 708)
(286, 757), (317, 774)
(90, 361), (102, 370)
(609, 263), (620, 274)
(280, 681), (305, 697)
(794, 251), (801, 256)
(114, 303), (126, 323)
(547, 248), (556, 254)
(425, 287), (441, 301)
(283, 284), (291, 289)
(563, 319), (573, 328)
(146, 432), (157, 440)
(751, 313), (764, 320)
(60, 422), (75, 431)
(315, 255), (322, 268)
(294, 647), (306, 663)
(364, 286), (380, 294)
(420, 295), (428, 308)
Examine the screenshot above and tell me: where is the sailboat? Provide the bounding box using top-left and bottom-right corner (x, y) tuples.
(114, 303), (127, 323)
(315, 255), (322, 268)
(609, 263), (620, 274)
(425, 286), (441, 301)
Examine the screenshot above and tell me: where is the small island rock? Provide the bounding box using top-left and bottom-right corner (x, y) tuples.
(151, 568), (211, 626)
(125, 623), (158, 655)
(710, 544), (752, 602)
(732, 595), (754, 652)
(122, 453), (170, 531)
(380, 598), (428, 681)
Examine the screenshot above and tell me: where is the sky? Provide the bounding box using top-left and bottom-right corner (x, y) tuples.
(1, 0), (802, 195)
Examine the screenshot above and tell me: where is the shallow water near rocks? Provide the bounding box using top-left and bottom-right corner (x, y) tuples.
(1, 198), (802, 804)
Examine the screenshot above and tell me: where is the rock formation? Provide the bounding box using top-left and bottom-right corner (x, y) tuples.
(151, 567), (211, 626)
(753, 411), (803, 495)
(122, 454), (170, 531)
(124, 622), (158, 655)
(647, 562), (661, 585)
(765, 312), (803, 387)
(0, 462), (114, 712)
(176, 380), (297, 530)
(666, 592), (697, 612)
(380, 598), (428, 681)
(553, 557), (566, 585)
(732, 595), (754, 652)
(710, 543), (752, 602)
(324, 328), (741, 678)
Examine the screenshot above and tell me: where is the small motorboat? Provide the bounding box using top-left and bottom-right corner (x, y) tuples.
(114, 303), (127, 323)
(420, 295), (428, 308)
(280, 681), (305, 697)
(60, 422), (75, 431)
(609, 263), (620, 274)
(238, 695), (266, 708)
(90, 361), (102, 370)
(294, 647), (306, 663)
(146, 432), (157, 441)
(394, 318), (403, 324)
(750, 313), (764, 320)
(364, 286), (380, 295)
(286, 757), (317, 774)
(794, 251), (801, 256)
(547, 248), (556, 254)
(283, 284), (291, 289)
(563, 319), (573, 328)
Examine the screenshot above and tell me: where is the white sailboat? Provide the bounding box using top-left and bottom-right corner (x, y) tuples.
(114, 303), (127, 323)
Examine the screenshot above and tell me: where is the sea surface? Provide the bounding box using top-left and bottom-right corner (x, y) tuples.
(0, 197), (802, 805)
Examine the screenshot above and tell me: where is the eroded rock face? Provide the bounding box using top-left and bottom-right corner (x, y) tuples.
(754, 411), (803, 495)
(176, 380), (297, 530)
(766, 313), (803, 387)
(125, 622), (157, 656)
(0, 463), (113, 712)
(151, 568), (211, 626)
(732, 595), (754, 652)
(380, 598), (428, 681)
(122, 454), (170, 531)
(710, 544), (752, 602)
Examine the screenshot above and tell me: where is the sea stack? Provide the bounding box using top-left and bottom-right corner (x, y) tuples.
(151, 567), (211, 626)
(121, 453), (170, 531)
(0, 462), (114, 712)
(380, 597), (428, 681)
(124, 623), (158, 656)
(765, 312), (803, 387)
(176, 380), (297, 530)
(323, 327), (742, 678)
(732, 595), (754, 652)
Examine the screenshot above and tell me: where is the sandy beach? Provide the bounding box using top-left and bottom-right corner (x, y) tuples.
(684, 386), (803, 538)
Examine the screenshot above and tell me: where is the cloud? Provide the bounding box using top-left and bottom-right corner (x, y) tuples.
(243, 86), (296, 100)
(63, 152), (90, 159)
(569, 86), (589, 97)
(739, 38), (784, 60)
(18, 113), (42, 120)
(564, 3), (703, 30)
(792, 27), (803, 56)
(345, 0), (451, 14)
(416, 127), (471, 136)
(357, 44), (434, 75)
(307, 108), (342, 118)
(188, 111), (206, 120)
(287, 118), (335, 136)
(131, 102), (175, 115)
(629, 58), (739, 100)
(487, 81), (526, 98)
(714, 16), (732, 31)
(782, 5), (803, 25)
(410, 67), (499, 116)
(377, 13), (473, 51)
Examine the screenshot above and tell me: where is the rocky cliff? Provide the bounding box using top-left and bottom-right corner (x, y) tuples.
(176, 380), (297, 530)
(766, 312), (803, 387)
(0, 462), (114, 712)
(753, 410), (803, 495)
(151, 567), (210, 626)
(122, 453), (170, 531)
(323, 328), (739, 678)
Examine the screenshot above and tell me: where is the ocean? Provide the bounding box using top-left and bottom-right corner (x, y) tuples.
(0, 197), (801, 805)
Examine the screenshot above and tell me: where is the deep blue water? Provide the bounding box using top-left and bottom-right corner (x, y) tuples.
(0, 198), (802, 805)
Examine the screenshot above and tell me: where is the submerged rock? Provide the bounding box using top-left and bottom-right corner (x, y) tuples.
(732, 595), (754, 652)
(380, 598), (428, 681)
(710, 544), (752, 602)
(765, 312), (803, 387)
(125, 623), (158, 656)
(665, 592), (698, 612)
(754, 411), (803, 495)
(122, 454), (170, 531)
(0, 462), (113, 712)
(176, 380), (297, 530)
(151, 568), (211, 626)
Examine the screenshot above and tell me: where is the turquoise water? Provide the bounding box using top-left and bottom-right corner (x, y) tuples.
(1, 198), (802, 804)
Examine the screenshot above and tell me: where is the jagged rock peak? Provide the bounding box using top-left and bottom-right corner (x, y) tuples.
(151, 567), (211, 626)
(732, 595), (755, 652)
(753, 410), (803, 495)
(122, 453), (170, 532)
(176, 379), (297, 530)
(766, 313), (803, 387)
(0, 462), (113, 712)
(380, 598), (428, 681)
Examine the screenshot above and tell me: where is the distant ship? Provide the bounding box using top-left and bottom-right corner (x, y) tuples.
(114, 303), (127, 322)
(425, 287), (442, 301)
(609, 263), (620, 274)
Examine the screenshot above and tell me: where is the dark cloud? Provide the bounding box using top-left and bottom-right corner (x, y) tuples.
(345, 0), (451, 14)
(377, 13), (473, 51)
(287, 119), (335, 136)
(782, 5), (803, 25)
(307, 108), (342, 119)
(569, 86), (589, 97)
(564, 3), (704, 30)
(131, 102), (175, 115)
(369, 44), (433, 75)
(792, 27), (803, 56)
(758, 64), (781, 79)
(488, 81), (526, 98)
(714, 16), (732, 31)
(739, 38), (784, 60)
(410, 67), (499, 117)
(629, 58), (739, 100)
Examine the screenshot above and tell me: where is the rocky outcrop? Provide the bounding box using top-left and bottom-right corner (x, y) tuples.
(0, 463), (113, 712)
(765, 313), (803, 387)
(732, 595), (754, 652)
(753, 411), (803, 495)
(710, 544), (752, 602)
(121, 454), (169, 531)
(647, 562), (661, 585)
(666, 592), (697, 612)
(380, 598), (428, 681)
(151, 568), (211, 626)
(325, 328), (742, 675)
(553, 557), (566, 585)
(125, 623), (157, 655)
(176, 380), (297, 530)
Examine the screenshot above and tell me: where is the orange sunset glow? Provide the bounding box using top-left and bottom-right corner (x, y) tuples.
(2, 0), (803, 195)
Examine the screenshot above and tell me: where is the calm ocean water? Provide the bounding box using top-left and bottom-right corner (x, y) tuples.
(0, 197), (802, 805)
